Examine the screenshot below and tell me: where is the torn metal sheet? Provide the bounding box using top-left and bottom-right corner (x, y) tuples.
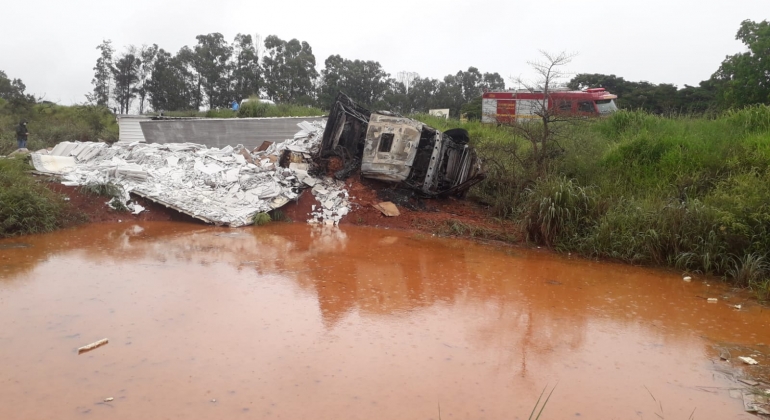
(318, 93), (485, 197)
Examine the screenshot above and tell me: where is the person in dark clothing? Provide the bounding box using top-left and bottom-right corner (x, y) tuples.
(16, 121), (29, 149)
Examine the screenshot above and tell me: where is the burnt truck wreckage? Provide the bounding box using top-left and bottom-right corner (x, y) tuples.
(316, 93), (485, 197)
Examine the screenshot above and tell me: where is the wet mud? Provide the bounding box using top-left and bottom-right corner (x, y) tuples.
(1, 222), (768, 419)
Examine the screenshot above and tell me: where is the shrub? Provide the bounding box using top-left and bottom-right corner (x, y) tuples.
(519, 176), (597, 247)
(252, 212), (271, 226)
(0, 157), (83, 237)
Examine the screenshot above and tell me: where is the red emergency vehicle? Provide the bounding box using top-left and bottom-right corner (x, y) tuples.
(481, 88), (618, 124)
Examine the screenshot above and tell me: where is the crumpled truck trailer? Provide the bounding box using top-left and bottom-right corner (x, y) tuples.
(318, 93), (485, 197)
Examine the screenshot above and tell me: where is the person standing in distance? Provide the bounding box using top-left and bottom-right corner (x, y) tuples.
(16, 120), (29, 149)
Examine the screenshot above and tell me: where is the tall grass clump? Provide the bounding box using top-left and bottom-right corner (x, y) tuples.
(78, 182), (122, 198)
(252, 212), (271, 226)
(519, 176), (597, 247)
(0, 157), (83, 237)
(724, 104), (770, 133)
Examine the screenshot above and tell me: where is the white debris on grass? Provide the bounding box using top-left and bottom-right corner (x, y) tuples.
(31, 121), (352, 227)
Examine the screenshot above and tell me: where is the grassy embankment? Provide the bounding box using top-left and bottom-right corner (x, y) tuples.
(415, 106), (770, 298)
(0, 100), (118, 156)
(0, 157), (85, 237)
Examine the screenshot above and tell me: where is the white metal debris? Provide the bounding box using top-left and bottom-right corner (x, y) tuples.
(307, 179), (351, 226)
(31, 120), (352, 227)
(739, 356), (759, 365)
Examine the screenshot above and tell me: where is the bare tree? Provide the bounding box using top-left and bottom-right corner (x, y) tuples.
(506, 50), (577, 176)
(396, 71), (419, 94)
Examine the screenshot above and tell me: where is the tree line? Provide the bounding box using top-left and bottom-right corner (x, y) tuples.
(2, 19), (766, 118)
(87, 33), (506, 117)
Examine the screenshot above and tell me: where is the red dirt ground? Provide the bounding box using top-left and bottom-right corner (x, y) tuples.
(39, 172), (517, 241)
(41, 178), (199, 225)
(280, 172), (518, 240)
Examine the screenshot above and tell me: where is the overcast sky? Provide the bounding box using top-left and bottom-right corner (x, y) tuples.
(1, 0), (766, 105)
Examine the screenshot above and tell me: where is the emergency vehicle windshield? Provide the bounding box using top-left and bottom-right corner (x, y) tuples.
(596, 99), (618, 114)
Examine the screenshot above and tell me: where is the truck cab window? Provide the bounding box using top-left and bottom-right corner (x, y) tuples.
(378, 133), (395, 153)
(578, 101), (596, 113)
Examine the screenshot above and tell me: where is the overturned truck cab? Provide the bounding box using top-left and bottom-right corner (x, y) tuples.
(317, 93), (485, 197)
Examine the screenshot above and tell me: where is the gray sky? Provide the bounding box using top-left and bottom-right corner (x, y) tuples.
(1, 0), (766, 105)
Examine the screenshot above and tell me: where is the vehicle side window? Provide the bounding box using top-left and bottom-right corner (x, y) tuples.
(378, 133), (394, 153)
(558, 101), (572, 112)
(578, 101), (595, 113)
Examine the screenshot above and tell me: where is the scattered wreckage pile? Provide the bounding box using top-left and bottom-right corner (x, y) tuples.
(31, 121), (351, 227)
(30, 94), (485, 227)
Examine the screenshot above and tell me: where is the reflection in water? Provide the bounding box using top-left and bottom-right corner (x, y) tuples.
(0, 222), (767, 420)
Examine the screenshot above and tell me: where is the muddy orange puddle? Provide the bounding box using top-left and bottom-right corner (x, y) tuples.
(1, 222), (768, 419)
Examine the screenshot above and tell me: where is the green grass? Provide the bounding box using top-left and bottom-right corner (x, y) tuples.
(414, 106), (770, 289)
(252, 212), (272, 226)
(528, 384), (556, 420)
(79, 182), (122, 198)
(0, 102), (117, 155)
(159, 98), (325, 119)
(0, 157), (84, 237)
(269, 209), (291, 222)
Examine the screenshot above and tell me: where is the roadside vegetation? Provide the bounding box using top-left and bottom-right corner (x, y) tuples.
(416, 105), (770, 297)
(0, 98), (118, 155)
(0, 157), (83, 237)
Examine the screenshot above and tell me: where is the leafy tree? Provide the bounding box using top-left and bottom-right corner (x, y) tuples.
(0, 70), (35, 112)
(88, 40), (114, 107)
(434, 73), (465, 116)
(176, 46), (204, 109)
(405, 76), (441, 113)
(231, 34), (261, 102)
(111, 48), (141, 114)
(134, 44), (158, 114)
(676, 80), (717, 114)
(568, 73), (717, 114)
(193, 33), (233, 109)
(393, 68), (505, 117)
(458, 67), (482, 103)
(148, 49), (198, 111)
(712, 19), (770, 108)
(379, 79), (409, 112)
(318, 55), (391, 108)
(482, 72), (506, 91)
(262, 35), (318, 103)
(460, 96), (483, 120)
(0, 71), (30, 102)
